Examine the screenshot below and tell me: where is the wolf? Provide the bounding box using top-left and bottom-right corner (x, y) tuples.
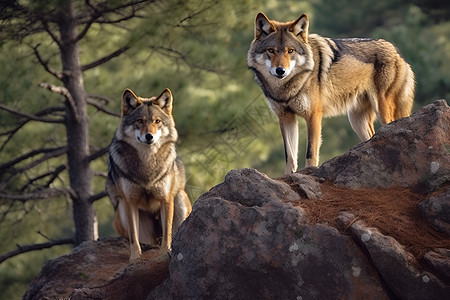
(247, 12), (415, 174)
(106, 88), (192, 260)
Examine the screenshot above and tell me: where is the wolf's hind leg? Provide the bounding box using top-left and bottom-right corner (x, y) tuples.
(348, 95), (376, 141)
(138, 210), (157, 245)
(173, 190), (191, 234)
(394, 67), (415, 120)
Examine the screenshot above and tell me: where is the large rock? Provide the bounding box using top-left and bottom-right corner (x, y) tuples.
(149, 169), (387, 299)
(314, 99), (450, 192)
(23, 238), (169, 300)
(72, 249), (169, 300)
(339, 213), (450, 299)
(418, 188), (450, 237)
(423, 248), (450, 284)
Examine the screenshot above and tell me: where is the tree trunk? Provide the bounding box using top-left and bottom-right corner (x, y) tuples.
(58, 0), (97, 245)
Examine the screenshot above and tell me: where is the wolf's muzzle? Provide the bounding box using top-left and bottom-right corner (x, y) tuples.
(276, 67), (286, 76)
(145, 133), (153, 143)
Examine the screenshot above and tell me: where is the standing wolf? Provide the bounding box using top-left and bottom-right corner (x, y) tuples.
(106, 88), (191, 260)
(247, 12), (415, 174)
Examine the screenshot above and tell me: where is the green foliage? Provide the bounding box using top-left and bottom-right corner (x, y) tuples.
(0, 198), (73, 299)
(0, 0), (449, 298)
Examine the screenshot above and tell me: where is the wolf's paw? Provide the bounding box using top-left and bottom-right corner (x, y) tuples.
(129, 251), (141, 262)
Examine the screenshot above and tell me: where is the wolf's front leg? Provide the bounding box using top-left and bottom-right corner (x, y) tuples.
(124, 200), (141, 261)
(279, 112), (299, 174)
(305, 112), (323, 167)
(160, 195), (175, 250)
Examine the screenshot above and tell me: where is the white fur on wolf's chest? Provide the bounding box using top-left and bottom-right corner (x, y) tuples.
(134, 147), (176, 198)
(267, 93), (311, 118)
(144, 175), (172, 199)
(118, 175), (171, 210)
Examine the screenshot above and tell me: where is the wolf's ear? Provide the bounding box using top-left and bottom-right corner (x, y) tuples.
(290, 14), (309, 42)
(255, 12), (275, 40)
(122, 89), (142, 116)
(153, 88), (173, 115)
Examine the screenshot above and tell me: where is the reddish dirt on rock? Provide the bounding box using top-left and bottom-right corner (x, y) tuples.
(296, 182), (450, 259)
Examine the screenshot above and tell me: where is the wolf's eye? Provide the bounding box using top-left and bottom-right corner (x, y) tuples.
(136, 119), (144, 124)
(267, 48), (275, 53)
(154, 119), (161, 124)
(288, 48), (295, 53)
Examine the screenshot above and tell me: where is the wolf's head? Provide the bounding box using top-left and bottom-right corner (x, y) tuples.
(248, 12), (314, 80)
(119, 88), (177, 146)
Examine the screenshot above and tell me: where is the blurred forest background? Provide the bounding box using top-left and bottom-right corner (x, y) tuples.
(0, 0), (449, 297)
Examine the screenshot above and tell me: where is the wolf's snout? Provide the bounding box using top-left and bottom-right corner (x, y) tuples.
(276, 67), (286, 76)
(145, 133), (153, 142)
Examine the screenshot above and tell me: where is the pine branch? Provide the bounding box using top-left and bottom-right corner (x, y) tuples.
(90, 191), (107, 203)
(178, 1), (220, 26)
(77, 0), (152, 41)
(0, 146), (67, 172)
(0, 123), (24, 152)
(0, 188), (69, 202)
(41, 20), (62, 48)
(0, 106), (65, 152)
(1, 146), (107, 197)
(88, 146), (110, 162)
(82, 46), (130, 71)
(87, 93), (113, 104)
(0, 147), (67, 193)
(87, 98), (120, 117)
(19, 165), (66, 192)
(0, 237), (74, 264)
(39, 83), (79, 121)
(0, 103), (64, 124)
(32, 44), (63, 80)
(149, 46), (223, 74)
(44, 165), (66, 187)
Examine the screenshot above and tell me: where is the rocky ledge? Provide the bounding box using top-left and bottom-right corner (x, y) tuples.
(25, 100), (449, 299)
